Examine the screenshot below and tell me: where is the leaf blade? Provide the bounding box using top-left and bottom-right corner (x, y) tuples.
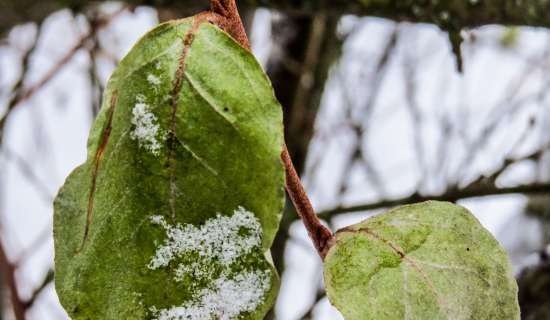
(54, 16), (284, 320)
(323, 201), (520, 320)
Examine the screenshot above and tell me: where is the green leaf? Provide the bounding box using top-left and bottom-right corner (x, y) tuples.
(54, 15), (285, 320)
(323, 201), (519, 320)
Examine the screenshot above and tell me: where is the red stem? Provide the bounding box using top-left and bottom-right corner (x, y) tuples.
(209, 0), (333, 258)
(210, 0), (250, 49)
(281, 147), (333, 258)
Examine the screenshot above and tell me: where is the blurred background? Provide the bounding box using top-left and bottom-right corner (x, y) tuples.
(0, 1), (549, 319)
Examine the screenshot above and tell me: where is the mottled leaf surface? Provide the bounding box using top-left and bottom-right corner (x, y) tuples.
(324, 201), (519, 320)
(54, 15), (284, 320)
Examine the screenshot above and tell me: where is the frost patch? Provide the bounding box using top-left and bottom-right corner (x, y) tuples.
(148, 207), (271, 319)
(130, 97), (164, 155)
(148, 207), (262, 268)
(174, 261), (211, 282)
(152, 270), (270, 320)
(147, 74), (161, 86)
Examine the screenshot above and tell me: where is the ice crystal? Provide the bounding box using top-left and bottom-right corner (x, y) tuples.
(147, 74), (161, 86)
(153, 270), (271, 320)
(148, 207), (262, 269)
(130, 98), (163, 155)
(148, 207), (270, 319)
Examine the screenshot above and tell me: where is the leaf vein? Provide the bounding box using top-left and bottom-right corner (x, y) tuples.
(79, 92), (118, 252)
(183, 71), (240, 133)
(343, 227), (450, 318)
(174, 136), (222, 179)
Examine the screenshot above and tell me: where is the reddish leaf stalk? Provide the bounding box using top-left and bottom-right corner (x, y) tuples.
(281, 147), (333, 258)
(209, 0), (333, 258)
(210, 0), (250, 49)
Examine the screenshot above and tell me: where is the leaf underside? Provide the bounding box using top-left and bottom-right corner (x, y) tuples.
(323, 201), (520, 320)
(54, 15), (285, 320)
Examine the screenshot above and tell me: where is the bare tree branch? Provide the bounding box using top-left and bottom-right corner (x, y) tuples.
(23, 269), (54, 310)
(337, 27), (399, 198)
(0, 5), (129, 144)
(1, 147), (53, 203)
(321, 144), (550, 218)
(454, 43), (550, 181)
(0, 238), (25, 320)
(320, 182), (550, 219)
(299, 288), (325, 319)
(403, 44), (428, 190)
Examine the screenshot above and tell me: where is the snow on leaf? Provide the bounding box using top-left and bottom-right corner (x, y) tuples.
(174, 261), (210, 282)
(148, 207), (272, 320)
(148, 207), (262, 269)
(130, 98), (164, 155)
(153, 270), (271, 320)
(147, 73), (161, 86)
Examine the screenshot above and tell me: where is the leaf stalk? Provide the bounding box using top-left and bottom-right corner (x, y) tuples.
(209, 0), (333, 258)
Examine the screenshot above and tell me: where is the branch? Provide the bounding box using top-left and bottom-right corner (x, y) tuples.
(336, 27), (398, 198)
(23, 269), (54, 309)
(259, 1), (550, 29)
(0, 5), (128, 144)
(297, 277), (325, 319)
(2, 147), (53, 203)
(322, 137), (550, 219)
(2, 1), (550, 36)
(0, 238), (25, 320)
(319, 183), (550, 219)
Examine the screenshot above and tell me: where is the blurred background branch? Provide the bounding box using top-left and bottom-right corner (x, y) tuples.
(1, 0), (550, 36)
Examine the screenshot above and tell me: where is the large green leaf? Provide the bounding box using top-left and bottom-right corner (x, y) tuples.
(323, 201), (519, 320)
(54, 15), (285, 319)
